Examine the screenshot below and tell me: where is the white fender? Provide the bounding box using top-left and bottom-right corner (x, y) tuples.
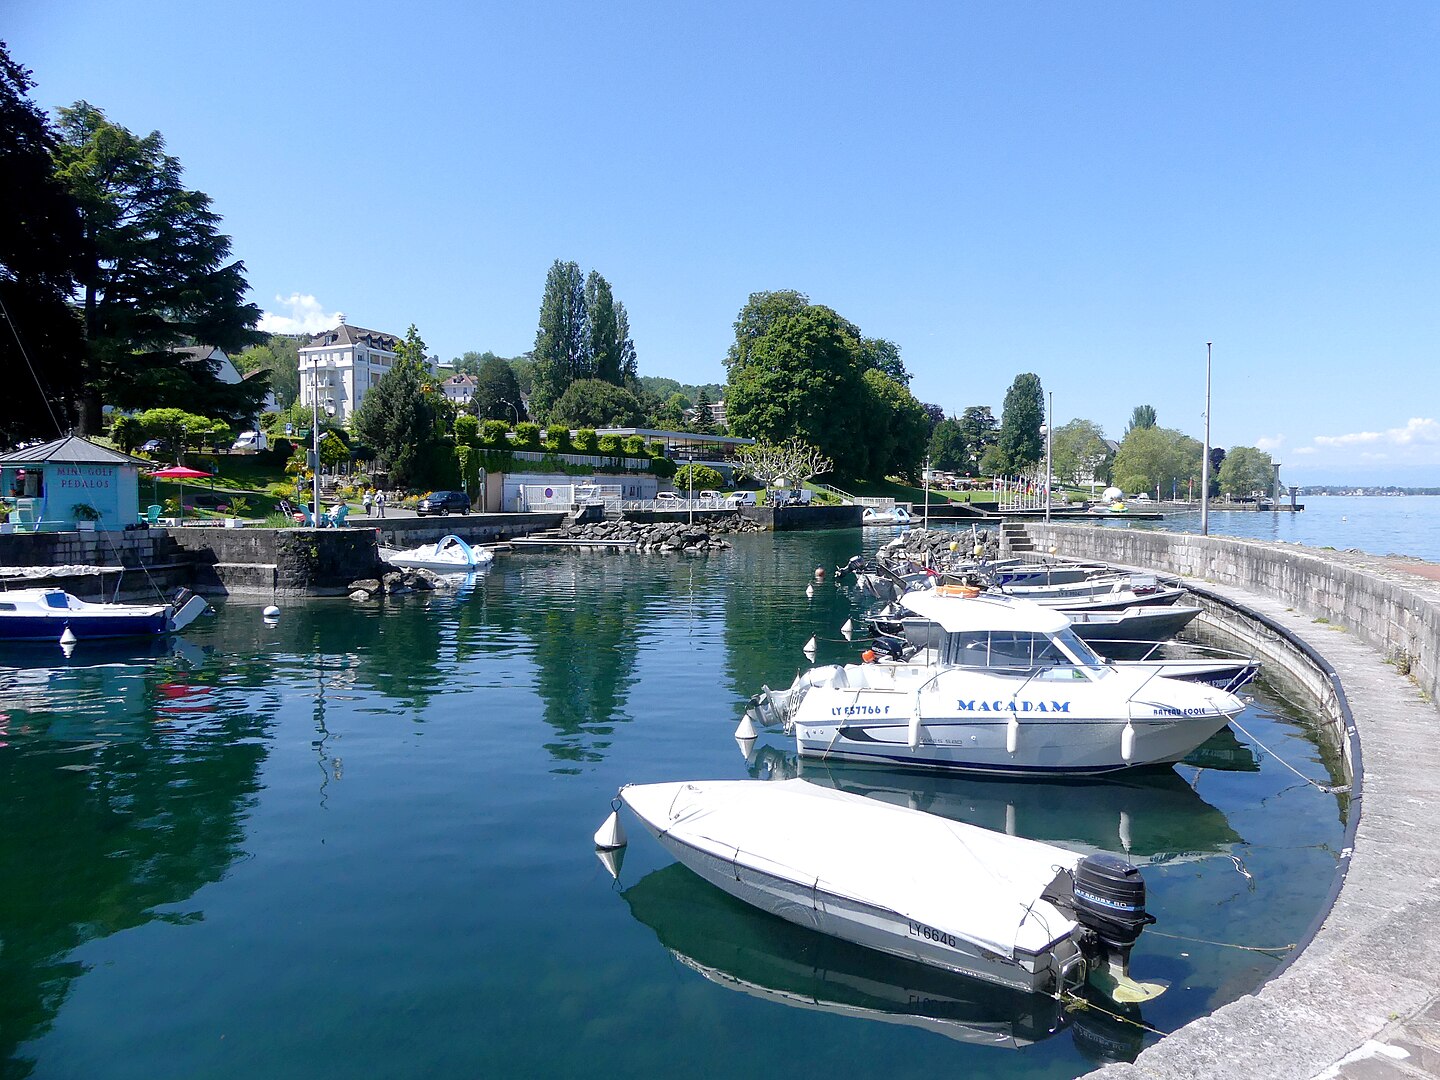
(594, 809), (627, 851)
(1121, 721), (1136, 762)
(841, 619), (853, 640)
(734, 712), (758, 740)
(803, 636), (817, 659)
(1006, 715), (1020, 754)
(1119, 810), (1133, 853)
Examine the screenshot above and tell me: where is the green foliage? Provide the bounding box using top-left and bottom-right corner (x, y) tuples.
(622, 435), (646, 456)
(233, 335), (300, 408)
(135, 407), (225, 460)
(859, 368), (929, 483)
(689, 388), (715, 434)
(549, 378), (645, 428)
(1126, 405), (1158, 435)
(927, 417), (969, 472)
(71, 501), (101, 521)
(1218, 446), (1275, 496)
(597, 434), (623, 455)
(674, 463), (724, 491)
(646, 440), (667, 458)
(472, 354), (527, 423)
(318, 431), (349, 468)
(1112, 426), (1202, 496)
(545, 424), (572, 452)
(456, 444), (479, 497)
(54, 101), (264, 433)
(573, 428), (599, 453)
(586, 271), (636, 385)
(724, 290), (813, 375)
(1051, 418), (1113, 486)
(110, 414), (142, 454)
(650, 455), (676, 479)
(454, 413), (479, 445)
(513, 422), (542, 450)
(858, 337), (909, 387)
(479, 420), (510, 447)
(531, 260), (589, 419)
(994, 373), (1045, 474)
(351, 340), (451, 491)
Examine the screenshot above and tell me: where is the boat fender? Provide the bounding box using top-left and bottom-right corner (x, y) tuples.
(60, 626), (78, 647)
(1120, 721), (1135, 762)
(594, 805), (627, 851)
(734, 712), (758, 740)
(1006, 715), (1019, 754)
(934, 584), (981, 598)
(861, 650), (876, 663)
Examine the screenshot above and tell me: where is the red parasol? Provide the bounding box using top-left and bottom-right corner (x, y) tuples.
(149, 465), (213, 524)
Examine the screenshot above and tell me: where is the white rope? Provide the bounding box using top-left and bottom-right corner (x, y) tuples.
(1227, 716), (1350, 795)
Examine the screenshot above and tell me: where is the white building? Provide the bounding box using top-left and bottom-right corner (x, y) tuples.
(298, 318), (408, 422)
(441, 373), (477, 407)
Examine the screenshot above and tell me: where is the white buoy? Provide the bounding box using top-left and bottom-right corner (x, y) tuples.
(805, 583), (814, 599)
(594, 808), (627, 851)
(59, 627), (77, 647)
(61, 639), (76, 658)
(1006, 715), (1019, 754)
(1119, 810), (1133, 853)
(595, 845), (626, 880)
(735, 712), (758, 740)
(1121, 721), (1136, 762)
(841, 618), (853, 640)
(803, 636), (817, 658)
(263, 605), (281, 619)
(1005, 802), (1017, 836)
(735, 735), (757, 763)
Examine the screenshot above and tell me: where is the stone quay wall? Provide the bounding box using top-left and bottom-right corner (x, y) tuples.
(1021, 523), (1440, 710)
(167, 527), (385, 596)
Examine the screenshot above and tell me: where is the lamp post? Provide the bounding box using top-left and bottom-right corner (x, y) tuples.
(1201, 342), (1212, 536)
(311, 361), (334, 525)
(500, 399), (520, 428)
(1042, 392), (1053, 524)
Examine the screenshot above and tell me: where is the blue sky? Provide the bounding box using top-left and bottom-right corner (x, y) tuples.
(10, 2), (1439, 484)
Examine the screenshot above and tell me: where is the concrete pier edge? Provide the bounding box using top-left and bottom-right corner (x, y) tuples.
(1015, 524), (1440, 1080)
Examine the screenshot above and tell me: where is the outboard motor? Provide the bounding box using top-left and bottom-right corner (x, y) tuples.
(1071, 854), (1160, 1000)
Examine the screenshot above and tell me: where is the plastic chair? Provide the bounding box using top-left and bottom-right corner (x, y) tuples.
(142, 504), (162, 525)
(329, 505), (349, 527)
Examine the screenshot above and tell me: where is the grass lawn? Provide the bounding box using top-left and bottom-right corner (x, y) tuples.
(831, 477), (992, 504)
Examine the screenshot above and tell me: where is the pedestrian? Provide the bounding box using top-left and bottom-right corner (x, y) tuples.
(362, 489), (373, 515)
(375, 489), (386, 518)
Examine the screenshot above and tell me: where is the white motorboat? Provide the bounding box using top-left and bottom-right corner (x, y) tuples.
(861, 505), (913, 526)
(596, 778), (1165, 1002)
(750, 589), (1245, 776)
(379, 534), (496, 574)
(0, 586), (210, 643)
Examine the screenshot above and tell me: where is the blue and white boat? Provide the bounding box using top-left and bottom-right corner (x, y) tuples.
(0, 587), (210, 643)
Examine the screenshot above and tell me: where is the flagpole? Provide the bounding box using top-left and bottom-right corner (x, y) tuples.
(1201, 342), (1212, 536)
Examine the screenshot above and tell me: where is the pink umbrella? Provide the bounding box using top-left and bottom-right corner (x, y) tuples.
(149, 465), (213, 524)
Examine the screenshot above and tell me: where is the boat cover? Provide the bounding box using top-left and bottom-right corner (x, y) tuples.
(899, 590), (1071, 635)
(623, 779), (1081, 959)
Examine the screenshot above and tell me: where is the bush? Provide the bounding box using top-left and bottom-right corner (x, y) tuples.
(480, 420), (510, 448)
(454, 414), (480, 446)
(675, 463), (724, 492)
(545, 424), (572, 453)
(650, 456), (677, 479)
(573, 428), (599, 453)
(646, 440), (667, 458)
(622, 435), (647, 457)
(513, 422), (542, 450)
(597, 434), (622, 455)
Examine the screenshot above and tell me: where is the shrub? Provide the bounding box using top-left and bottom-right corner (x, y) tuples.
(622, 435), (647, 457)
(514, 422), (542, 450)
(573, 428), (599, 453)
(480, 420), (510, 448)
(454, 414), (480, 446)
(650, 456), (677, 479)
(597, 434), (622, 455)
(646, 440), (667, 458)
(545, 424), (572, 453)
(675, 464), (724, 492)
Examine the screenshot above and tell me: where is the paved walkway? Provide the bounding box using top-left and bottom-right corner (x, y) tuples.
(1091, 551), (1440, 1079)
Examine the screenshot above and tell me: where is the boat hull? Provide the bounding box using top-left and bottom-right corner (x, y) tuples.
(0, 610), (170, 641)
(635, 816), (1079, 995)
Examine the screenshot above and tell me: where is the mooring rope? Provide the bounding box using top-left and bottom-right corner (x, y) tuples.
(1056, 990), (1170, 1037)
(1145, 929), (1296, 955)
(1227, 716), (1350, 795)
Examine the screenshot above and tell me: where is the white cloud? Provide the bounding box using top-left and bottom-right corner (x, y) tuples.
(258, 294), (342, 335)
(1293, 446), (1316, 456)
(1254, 434), (1285, 452)
(1313, 417), (1440, 449)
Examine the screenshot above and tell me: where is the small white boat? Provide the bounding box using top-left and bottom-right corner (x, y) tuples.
(861, 505), (913, 526)
(0, 587), (210, 643)
(597, 778), (1165, 1002)
(751, 589), (1245, 776)
(380, 534), (496, 574)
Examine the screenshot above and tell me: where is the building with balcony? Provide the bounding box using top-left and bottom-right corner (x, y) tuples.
(297, 318), (405, 422)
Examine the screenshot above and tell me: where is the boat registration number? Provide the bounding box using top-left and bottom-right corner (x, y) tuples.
(908, 920), (957, 948)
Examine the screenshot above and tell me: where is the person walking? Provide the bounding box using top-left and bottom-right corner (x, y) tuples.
(362, 489), (373, 516)
(375, 489), (386, 518)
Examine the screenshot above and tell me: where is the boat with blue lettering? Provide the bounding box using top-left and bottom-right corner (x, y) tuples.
(0, 586), (210, 643)
(748, 589), (1244, 776)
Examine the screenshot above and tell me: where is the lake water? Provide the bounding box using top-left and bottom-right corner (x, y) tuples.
(1128, 494), (1440, 563)
(1, 531), (1348, 1079)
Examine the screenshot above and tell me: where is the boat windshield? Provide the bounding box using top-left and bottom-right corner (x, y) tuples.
(938, 628), (1110, 680)
(1052, 628), (1109, 672)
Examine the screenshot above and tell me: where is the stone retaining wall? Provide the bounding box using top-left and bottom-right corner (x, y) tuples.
(369, 513), (565, 549)
(167, 526), (385, 596)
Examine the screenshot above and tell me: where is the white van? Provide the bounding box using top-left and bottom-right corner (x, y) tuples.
(231, 430), (268, 452)
(727, 490), (757, 506)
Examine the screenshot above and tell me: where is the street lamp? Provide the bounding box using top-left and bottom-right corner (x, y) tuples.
(311, 360), (335, 525)
(500, 399), (520, 428)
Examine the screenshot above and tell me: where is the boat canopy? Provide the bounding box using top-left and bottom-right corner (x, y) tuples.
(900, 591), (1071, 635)
(624, 779), (1081, 959)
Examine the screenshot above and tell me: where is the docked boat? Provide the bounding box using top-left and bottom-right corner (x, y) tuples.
(861, 505), (913, 526)
(379, 533), (496, 574)
(0, 586), (210, 643)
(596, 778), (1166, 1002)
(750, 589), (1245, 776)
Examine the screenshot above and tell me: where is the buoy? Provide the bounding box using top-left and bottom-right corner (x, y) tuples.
(735, 735), (757, 763)
(803, 636), (817, 658)
(841, 618), (853, 640)
(59, 627), (77, 646)
(1121, 721), (1136, 762)
(1006, 715), (1019, 754)
(263, 605), (281, 619)
(861, 649), (876, 663)
(595, 846), (626, 880)
(1119, 810), (1133, 854)
(1005, 802), (1017, 836)
(594, 808), (627, 851)
(806, 583), (814, 599)
(735, 712), (758, 740)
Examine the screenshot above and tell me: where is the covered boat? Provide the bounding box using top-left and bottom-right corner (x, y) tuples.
(0, 587), (210, 643)
(597, 778), (1165, 1002)
(379, 534), (496, 574)
(750, 590), (1245, 776)
(861, 505), (913, 526)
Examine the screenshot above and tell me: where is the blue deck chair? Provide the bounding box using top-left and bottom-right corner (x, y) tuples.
(142, 504), (162, 525)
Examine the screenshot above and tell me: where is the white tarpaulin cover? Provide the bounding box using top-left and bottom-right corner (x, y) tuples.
(899, 590), (1071, 635)
(622, 778), (1081, 959)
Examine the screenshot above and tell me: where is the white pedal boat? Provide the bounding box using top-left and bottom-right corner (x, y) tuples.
(379, 533), (495, 574)
(596, 778), (1165, 1002)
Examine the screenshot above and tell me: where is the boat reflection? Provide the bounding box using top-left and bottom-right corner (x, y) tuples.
(622, 863), (1145, 1058)
(1181, 724), (1260, 772)
(745, 745), (1242, 865)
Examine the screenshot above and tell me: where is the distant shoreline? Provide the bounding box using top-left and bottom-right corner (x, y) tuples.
(1297, 488), (1440, 497)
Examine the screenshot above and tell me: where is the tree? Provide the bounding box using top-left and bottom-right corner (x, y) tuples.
(472, 353), (526, 423)
(927, 417), (970, 472)
(724, 301), (868, 476)
(452, 350), (499, 377)
(1050, 418), (1113, 487)
(0, 42), (89, 446)
(858, 337), (910, 387)
(1111, 426), (1202, 497)
(1218, 446), (1275, 497)
(134, 407), (224, 462)
(723, 289), (813, 374)
(548, 378), (644, 429)
(859, 368), (930, 482)
(585, 271), (636, 385)
(734, 437), (833, 490)
(690, 388), (715, 434)
(530, 260), (589, 419)
(53, 101), (264, 434)
(233, 334), (300, 408)
(352, 327), (450, 490)
(1125, 404), (1158, 435)
(994, 373), (1045, 474)
(1208, 446), (1227, 498)
(674, 463), (724, 492)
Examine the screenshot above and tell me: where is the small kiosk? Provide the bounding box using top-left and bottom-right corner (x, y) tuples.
(0, 435), (146, 532)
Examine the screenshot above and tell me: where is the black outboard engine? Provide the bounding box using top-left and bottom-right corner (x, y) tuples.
(1071, 853), (1156, 987)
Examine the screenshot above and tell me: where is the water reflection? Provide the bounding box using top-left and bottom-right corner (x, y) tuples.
(622, 863), (1145, 1060)
(745, 746), (1243, 866)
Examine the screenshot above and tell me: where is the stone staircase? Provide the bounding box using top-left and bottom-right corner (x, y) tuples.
(1000, 520), (1033, 555)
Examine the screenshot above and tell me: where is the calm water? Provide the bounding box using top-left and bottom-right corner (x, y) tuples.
(1128, 494), (1440, 563)
(1, 531), (1347, 1079)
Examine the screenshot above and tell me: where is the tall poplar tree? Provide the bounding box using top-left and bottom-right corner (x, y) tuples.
(53, 102), (265, 434)
(995, 373), (1045, 474)
(530, 260), (589, 419)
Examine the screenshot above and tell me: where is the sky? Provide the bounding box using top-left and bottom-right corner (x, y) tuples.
(9, 1), (1439, 485)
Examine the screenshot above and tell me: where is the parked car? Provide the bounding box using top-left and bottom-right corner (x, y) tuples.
(416, 490), (471, 516)
(727, 490), (757, 507)
(140, 439), (163, 453)
(770, 488), (813, 506)
(655, 491), (682, 502)
(698, 490), (723, 501)
(231, 430), (268, 452)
